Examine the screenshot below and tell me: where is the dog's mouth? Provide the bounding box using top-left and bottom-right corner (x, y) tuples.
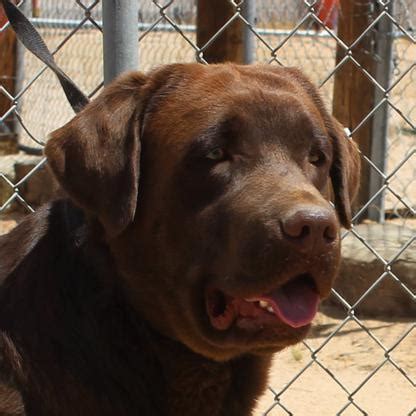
(205, 274), (320, 331)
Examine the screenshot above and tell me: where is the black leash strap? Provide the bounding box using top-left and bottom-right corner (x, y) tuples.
(1, 0), (90, 113)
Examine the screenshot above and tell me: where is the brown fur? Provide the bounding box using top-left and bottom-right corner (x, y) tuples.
(0, 63), (360, 415)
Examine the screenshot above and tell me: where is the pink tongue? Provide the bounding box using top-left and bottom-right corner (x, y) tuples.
(263, 278), (320, 328)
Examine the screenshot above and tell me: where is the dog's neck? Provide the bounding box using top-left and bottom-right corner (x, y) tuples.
(147, 329), (271, 416)
(3, 271), (269, 416)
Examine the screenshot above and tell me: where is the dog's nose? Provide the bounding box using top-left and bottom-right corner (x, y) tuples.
(281, 207), (338, 253)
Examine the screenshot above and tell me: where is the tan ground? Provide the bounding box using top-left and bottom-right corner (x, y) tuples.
(255, 312), (415, 416)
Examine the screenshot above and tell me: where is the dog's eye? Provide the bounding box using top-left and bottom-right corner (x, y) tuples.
(206, 147), (226, 161)
(309, 149), (326, 167)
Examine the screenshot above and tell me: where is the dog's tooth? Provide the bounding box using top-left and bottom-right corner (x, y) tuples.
(267, 306), (274, 313)
(259, 300), (269, 309)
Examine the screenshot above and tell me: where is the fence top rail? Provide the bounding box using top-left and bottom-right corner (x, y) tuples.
(27, 17), (412, 40)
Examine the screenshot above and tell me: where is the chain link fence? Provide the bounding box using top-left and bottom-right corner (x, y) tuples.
(0, 1), (415, 415)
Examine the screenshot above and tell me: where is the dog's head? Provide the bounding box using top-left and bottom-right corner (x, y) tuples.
(46, 64), (360, 361)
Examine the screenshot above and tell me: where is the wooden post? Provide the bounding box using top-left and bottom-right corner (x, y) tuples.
(196, 0), (246, 63)
(0, 1), (18, 155)
(32, 0), (41, 17)
(332, 0), (381, 218)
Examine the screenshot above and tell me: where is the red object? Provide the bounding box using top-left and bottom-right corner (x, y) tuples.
(0, 4), (8, 29)
(316, 0), (340, 30)
(0, 0), (19, 30)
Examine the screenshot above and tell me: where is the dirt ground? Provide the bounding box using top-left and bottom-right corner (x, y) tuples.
(255, 312), (415, 415)
(1, 216), (415, 415)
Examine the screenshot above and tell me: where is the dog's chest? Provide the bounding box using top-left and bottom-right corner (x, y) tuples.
(164, 363), (231, 416)
(159, 351), (268, 416)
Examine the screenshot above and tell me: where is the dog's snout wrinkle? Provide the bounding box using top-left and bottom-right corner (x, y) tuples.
(280, 206), (338, 253)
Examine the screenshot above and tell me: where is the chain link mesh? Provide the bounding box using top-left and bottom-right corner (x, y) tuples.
(0, 1), (414, 414)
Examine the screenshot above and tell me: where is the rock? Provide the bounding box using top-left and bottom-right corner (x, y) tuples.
(14, 156), (57, 209)
(0, 134), (18, 156)
(0, 153), (57, 212)
(324, 223), (416, 317)
(0, 155), (16, 211)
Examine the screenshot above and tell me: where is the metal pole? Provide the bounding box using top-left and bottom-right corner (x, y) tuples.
(102, 0), (139, 85)
(242, 0), (256, 64)
(367, 1), (394, 222)
(14, 1), (31, 143)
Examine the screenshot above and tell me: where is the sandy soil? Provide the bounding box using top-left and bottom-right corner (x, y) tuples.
(0, 213), (25, 235)
(255, 311), (415, 415)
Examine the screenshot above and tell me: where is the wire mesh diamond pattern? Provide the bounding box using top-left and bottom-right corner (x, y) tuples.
(0, 0), (414, 414)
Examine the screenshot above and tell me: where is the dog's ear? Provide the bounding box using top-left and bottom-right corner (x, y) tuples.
(328, 119), (361, 228)
(45, 72), (148, 238)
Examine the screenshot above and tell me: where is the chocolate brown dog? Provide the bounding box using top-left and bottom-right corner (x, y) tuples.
(0, 63), (360, 415)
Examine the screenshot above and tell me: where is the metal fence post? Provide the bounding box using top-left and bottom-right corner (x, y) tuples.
(102, 0), (139, 85)
(367, 1), (395, 222)
(242, 0), (256, 64)
(0, 0), (18, 154)
(12, 0), (30, 151)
